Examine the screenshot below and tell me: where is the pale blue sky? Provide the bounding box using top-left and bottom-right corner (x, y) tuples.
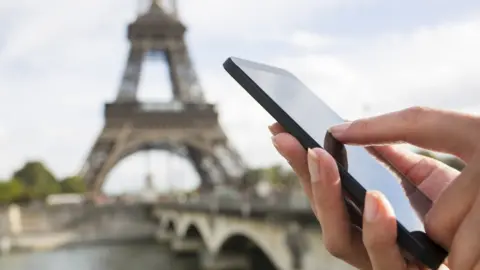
(1, 0), (480, 194)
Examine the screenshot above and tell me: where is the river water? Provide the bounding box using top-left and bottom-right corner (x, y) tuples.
(0, 242), (199, 270)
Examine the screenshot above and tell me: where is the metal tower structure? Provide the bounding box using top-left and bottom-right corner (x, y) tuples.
(79, 0), (246, 194)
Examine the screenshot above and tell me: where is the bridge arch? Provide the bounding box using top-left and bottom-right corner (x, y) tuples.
(118, 139), (213, 164)
(166, 219), (176, 233)
(183, 223), (207, 250)
(217, 234), (277, 270)
(185, 224), (203, 239)
(209, 220), (294, 270)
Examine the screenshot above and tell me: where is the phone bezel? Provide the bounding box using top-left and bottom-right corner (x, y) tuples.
(223, 56), (447, 269)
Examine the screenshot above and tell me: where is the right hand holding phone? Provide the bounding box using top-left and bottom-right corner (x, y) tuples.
(270, 106), (480, 270)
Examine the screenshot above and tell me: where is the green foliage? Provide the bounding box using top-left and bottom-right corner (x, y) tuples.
(13, 161), (54, 186)
(243, 167), (264, 188)
(0, 178), (26, 203)
(245, 164), (299, 190)
(13, 161), (61, 199)
(60, 176), (86, 193)
(0, 160), (87, 204)
(4, 148), (464, 205)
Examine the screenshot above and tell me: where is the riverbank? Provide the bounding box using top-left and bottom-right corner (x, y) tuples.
(1, 229), (156, 255)
(0, 242), (200, 270)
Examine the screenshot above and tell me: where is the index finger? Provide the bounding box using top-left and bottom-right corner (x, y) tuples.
(330, 107), (480, 162)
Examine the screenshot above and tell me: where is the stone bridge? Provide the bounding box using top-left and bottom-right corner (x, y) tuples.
(0, 197), (356, 269)
(154, 199), (354, 270)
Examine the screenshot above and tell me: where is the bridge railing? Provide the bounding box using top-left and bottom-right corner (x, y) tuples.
(157, 191), (314, 219)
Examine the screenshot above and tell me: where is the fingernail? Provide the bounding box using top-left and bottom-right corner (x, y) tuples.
(307, 148), (319, 183)
(329, 122), (351, 137)
(268, 124), (275, 134)
(364, 192), (379, 222)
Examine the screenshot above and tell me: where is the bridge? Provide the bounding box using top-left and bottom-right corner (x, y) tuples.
(154, 196), (339, 270)
(0, 194), (353, 270)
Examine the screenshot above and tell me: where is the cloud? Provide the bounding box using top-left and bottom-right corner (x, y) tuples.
(354, 17), (480, 112)
(0, 0), (131, 179)
(1, 0), (480, 194)
(204, 11), (480, 177)
(199, 71), (280, 168)
(179, 0), (374, 42)
(0, 0), (130, 64)
(275, 13), (480, 117)
(289, 32), (336, 50)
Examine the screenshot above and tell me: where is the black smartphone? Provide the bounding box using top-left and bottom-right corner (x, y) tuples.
(223, 57), (447, 269)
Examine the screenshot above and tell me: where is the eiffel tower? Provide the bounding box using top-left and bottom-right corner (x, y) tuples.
(79, 0), (246, 194)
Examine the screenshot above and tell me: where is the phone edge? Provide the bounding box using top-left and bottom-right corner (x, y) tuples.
(222, 57), (447, 269)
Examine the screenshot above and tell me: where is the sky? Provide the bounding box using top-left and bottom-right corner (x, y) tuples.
(1, 0), (480, 194)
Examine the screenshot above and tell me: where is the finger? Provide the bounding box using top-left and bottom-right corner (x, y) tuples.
(271, 130), (321, 218)
(425, 152), (480, 249)
(268, 122), (285, 135)
(272, 133), (310, 194)
(330, 107), (480, 162)
(447, 184), (480, 270)
(370, 145), (458, 201)
(362, 191), (407, 270)
(270, 122), (459, 200)
(308, 148), (371, 268)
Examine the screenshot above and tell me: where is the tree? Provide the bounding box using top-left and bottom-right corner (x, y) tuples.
(243, 168), (263, 185)
(261, 165), (299, 190)
(242, 164), (300, 191)
(12, 161), (61, 199)
(60, 176), (86, 193)
(264, 165), (284, 187)
(0, 178), (26, 203)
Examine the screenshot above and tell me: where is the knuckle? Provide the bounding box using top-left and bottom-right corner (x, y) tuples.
(350, 119), (370, 133)
(399, 106), (430, 124)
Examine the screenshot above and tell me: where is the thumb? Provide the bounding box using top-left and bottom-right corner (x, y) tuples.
(362, 191), (407, 270)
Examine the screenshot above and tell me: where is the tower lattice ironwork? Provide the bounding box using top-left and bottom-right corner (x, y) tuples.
(79, 0), (246, 194)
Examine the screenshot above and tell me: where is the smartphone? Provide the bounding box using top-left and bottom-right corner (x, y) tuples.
(223, 57), (447, 269)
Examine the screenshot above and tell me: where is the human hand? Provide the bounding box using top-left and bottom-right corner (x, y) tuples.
(270, 107), (480, 269)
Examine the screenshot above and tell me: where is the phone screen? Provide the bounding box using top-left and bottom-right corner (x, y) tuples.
(231, 57), (431, 233)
